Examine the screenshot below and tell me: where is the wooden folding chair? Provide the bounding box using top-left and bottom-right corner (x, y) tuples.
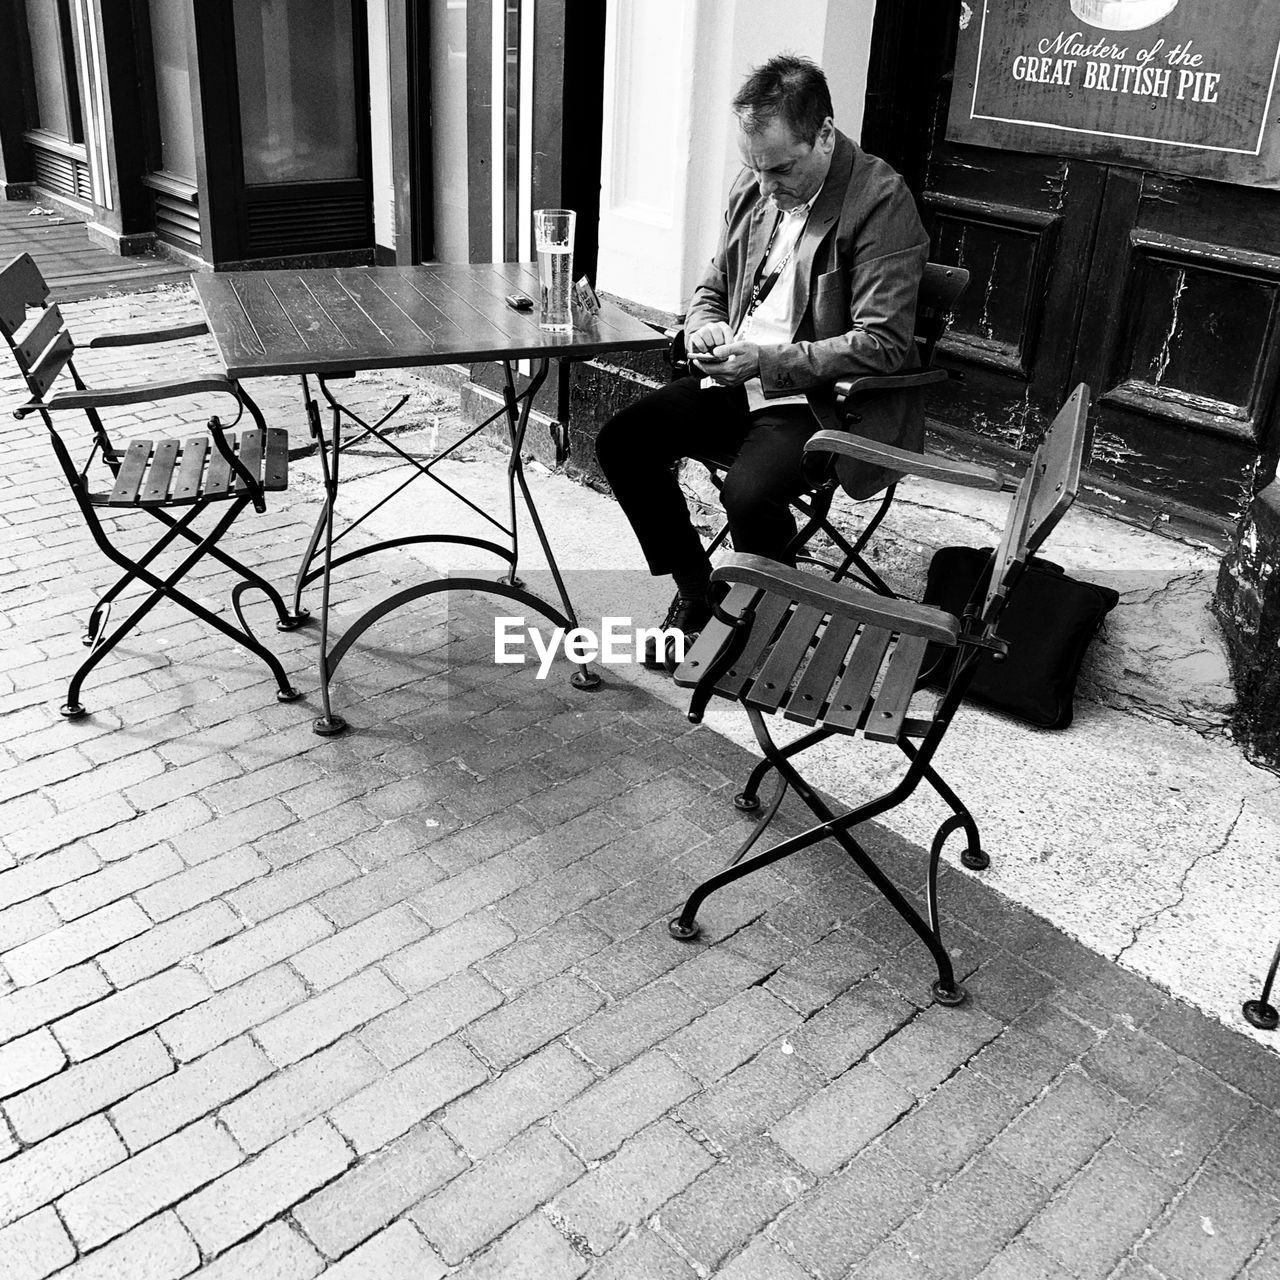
(671, 383), (1090, 1005)
(675, 263), (970, 595)
(1, 252), (307, 720)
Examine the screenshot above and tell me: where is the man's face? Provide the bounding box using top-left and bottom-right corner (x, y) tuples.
(737, 115), (835, 211)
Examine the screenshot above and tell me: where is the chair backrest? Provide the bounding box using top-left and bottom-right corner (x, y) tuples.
(982, 382), (1090, 618)
(0, 253), (75, 404)
(915, 263), (969, 366)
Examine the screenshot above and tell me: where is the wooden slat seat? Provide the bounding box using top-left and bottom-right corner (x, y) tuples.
(677, 587), (945, 740)
(96, 428), (288, 507)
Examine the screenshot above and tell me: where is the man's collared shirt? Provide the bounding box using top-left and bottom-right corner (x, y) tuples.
(736, 191), (818, 411)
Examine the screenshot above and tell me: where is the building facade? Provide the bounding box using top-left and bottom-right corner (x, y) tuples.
(3, 0), (1278, 759)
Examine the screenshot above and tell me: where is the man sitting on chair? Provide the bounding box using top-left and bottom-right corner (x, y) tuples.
(596, 53), (929, 666)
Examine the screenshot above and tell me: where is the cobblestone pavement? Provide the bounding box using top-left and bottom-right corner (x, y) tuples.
(2, 290), (1280, 1279)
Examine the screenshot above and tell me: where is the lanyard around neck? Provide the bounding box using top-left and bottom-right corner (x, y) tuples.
(745, 205), (811, 321)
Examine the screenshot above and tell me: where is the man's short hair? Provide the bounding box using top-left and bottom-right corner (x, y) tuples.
(732, 54), (833, 146)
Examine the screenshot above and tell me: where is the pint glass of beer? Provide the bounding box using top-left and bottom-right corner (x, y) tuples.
(533, 209), (576, 331)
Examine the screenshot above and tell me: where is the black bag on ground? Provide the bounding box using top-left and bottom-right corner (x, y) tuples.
(921, 545), (1119, 729)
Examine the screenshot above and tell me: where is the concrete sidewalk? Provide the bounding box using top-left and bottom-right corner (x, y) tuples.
(1, 284), (1279, 1279)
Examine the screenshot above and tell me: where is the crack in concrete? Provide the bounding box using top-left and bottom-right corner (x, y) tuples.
(1114, 796), (1247, 963)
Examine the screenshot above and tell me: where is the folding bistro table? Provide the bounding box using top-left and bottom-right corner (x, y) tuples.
(193, 263), (666, 734)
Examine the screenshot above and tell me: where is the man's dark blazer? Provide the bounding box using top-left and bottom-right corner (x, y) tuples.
(685, 129), (929, 498)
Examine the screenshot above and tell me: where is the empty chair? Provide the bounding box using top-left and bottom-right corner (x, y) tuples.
(1, 252), (306, 720)
(671, 383), (1090, 1004)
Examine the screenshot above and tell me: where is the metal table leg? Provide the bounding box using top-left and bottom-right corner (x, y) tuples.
(297, 359), (598, 734)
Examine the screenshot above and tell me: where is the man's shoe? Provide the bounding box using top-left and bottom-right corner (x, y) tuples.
(644, 585), (732, 672)
(642, 591), (715, 672)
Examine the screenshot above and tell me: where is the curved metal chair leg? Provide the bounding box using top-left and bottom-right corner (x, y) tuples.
(1244, 936), (1280, 1030)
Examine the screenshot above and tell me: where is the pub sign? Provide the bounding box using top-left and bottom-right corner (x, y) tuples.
(949, 0), (1280, 185)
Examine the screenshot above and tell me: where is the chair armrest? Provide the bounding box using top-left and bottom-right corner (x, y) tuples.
(16, 377), (239, 417)
(712, 553), (961, 646)
(805, 429), (1014, 492)
(86, 322), (210, 348)
(835, 368), (949, 400)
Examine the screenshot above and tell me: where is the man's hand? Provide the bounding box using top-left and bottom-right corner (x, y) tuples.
(688, 322), (734, 354)
(693, 340), (760, 387)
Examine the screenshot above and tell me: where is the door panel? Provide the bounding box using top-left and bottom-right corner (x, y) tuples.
(1070, 169), (1280, 522)
(921, 142), (1107, 454)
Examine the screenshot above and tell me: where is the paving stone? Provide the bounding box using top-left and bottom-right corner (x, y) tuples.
(478, 913), (613, 995)
(195, 903), (333, 990)
(708, 1236), (810, 1280)
(0, 897), (60, 952)
(587, 1227), (697, 1280)
(411, 1125), (583, 1263)
(771, 1144), (927, 1277)
(770, 1058), (915, 1176)
(448, 1212), (586, 1280)
(0, 1026), (66, 1098)
(3, 899), (150, 986)
(51, 1211), (198, 1280)
(134, 847), (268, 921)
(552, 1048), (696, 1162)
(290, 1122), (466, 1259)
(220, 1037), (382, 1151)
(0, 963), (111, 1045)
(987, 1067), (1133, 1191)
(313, 852), (446, 928)
(6, 1031), (172, 1143)
(1213, 1105), (1280, 1201)
(495, 861), (620, 934)
(360, 969), (504, 1068)
(290, 902), (430, 989)
(678, 1047), (823, 1153)
(440, 1039), (594, 1159)
(97, 900), (241, 987)
(658, 1136), (809, 1272)
(870, 1003), (1005, 1097)
(973, 1238), (1078, 1280)
(1023, 1143), (1178, 1279)
(110, 1036), (270, 1152)
(1114, 1061), (1254, 1182)
(467, 973), (603, 1070)
(874, 1064), (1026, 1187)
(663, 987), (801, 1085)
(0, 1116), (126, 1228)
(330, 1037), (488, 1154)
(226, 848), (360, 924)
(763, 931), (881, 1015)
(158, 963), (306, 1061)
(253, 968), (403, 1066)
(1079, 1023), (1182, 1103)
(969, 1024), (1075, 1104)
(0, 846), (99, 911)
(1137, 1162), (1279, 1280)
(567, 980), (701, 1072)
(550, 1119), (715, 1255)
(380, 910), (517, 993)
(323, 1220), (446, 1280)
(49, 846), (183, 921)
(191, 1220), (324, 1280)
(54, 967), (212, 1061)
(892, 1151), (1049, 1280)
(58, 1115), (241, 1249)
(176, 1118), (353, 1257)
(0, 1205), (76, 1280)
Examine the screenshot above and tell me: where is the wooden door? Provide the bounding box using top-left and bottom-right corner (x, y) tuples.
(867, 1), (1280, 538)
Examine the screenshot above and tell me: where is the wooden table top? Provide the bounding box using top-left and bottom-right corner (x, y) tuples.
(192, 262), (667, 380)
